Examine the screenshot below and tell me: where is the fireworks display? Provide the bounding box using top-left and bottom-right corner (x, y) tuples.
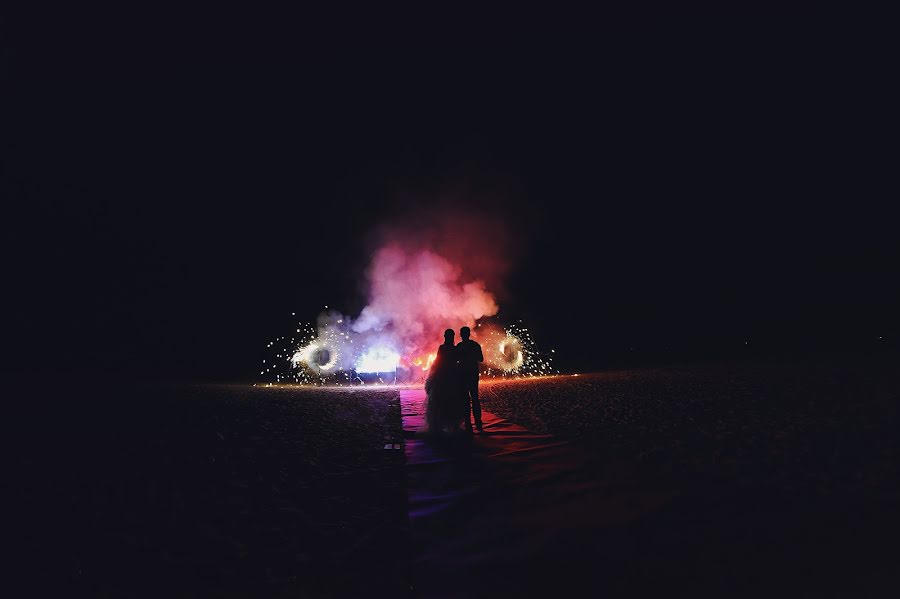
(258, 217), (556, 385)
(261, 316), (555, 385)
(477, 322), (555, 376)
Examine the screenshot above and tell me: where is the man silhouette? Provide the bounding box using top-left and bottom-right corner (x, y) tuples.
(456, 326), (484, 432)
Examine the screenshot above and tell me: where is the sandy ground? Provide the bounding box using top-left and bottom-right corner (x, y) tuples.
(10, 356), (900, 597)
(10, 379), (408, 598)
(480, 356), (900, 596)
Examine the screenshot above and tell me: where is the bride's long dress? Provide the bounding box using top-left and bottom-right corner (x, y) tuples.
(424, 343), (464, 434)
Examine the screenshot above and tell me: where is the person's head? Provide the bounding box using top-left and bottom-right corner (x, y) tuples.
(443, 329), (455, 343)
(460, 326), (471, 340)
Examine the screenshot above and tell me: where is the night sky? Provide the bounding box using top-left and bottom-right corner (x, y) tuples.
(4, 18), (896, 379)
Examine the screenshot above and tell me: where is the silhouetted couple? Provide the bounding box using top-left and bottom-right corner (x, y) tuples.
(424, 326), (484, 435)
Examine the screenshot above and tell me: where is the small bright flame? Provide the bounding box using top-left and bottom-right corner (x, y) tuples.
(411, 353), (437, 371)
(355, 346), (401, 373)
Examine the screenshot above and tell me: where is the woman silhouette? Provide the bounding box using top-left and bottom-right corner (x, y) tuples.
(424, 329), (465, 435)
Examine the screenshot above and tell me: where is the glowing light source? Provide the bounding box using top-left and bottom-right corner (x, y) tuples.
(292, 342), (338, 373)
(355, 346), (401, 373)
(497, 336), (525, 370)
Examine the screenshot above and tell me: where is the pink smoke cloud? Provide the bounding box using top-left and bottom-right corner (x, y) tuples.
(368, 193), (522, 301)
(353, 243), (499, 360)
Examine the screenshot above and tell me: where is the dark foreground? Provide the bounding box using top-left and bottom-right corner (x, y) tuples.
(481, 357), (900, 597)
(10, 380), (408, 598)
(10, 356), (900, 597)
